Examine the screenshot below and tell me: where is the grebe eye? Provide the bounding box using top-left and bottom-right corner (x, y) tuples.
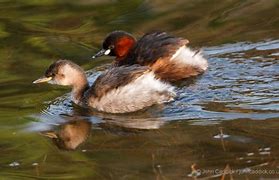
(109, 45), (115, 49)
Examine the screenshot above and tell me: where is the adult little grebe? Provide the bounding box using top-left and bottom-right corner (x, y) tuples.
(92, 31), (208, 82)
(33, 60), (175, 113)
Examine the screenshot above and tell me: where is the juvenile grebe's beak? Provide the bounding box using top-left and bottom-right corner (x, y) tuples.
(92, 49), (111, 59)
(40, 131), (58, 139)
(33, 76), (52, 84)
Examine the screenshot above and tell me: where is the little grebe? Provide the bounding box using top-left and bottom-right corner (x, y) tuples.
(33, 60), (175, 113)
(93, 31), (208, 82)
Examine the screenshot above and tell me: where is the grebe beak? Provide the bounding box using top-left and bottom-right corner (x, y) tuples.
(33, 76), (52, 84)
(92, 49), (111, 59)
(40, 131), (58, 139)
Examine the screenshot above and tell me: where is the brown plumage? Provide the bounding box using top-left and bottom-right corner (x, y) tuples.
(127, 31), (189, 65)
(89, 65), (150, 99)
(151, 58), (203, 81)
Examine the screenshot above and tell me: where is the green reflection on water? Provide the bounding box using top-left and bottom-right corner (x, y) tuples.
(0, 0), (278, 179)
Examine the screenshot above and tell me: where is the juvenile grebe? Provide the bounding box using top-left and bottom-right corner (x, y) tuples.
(92, 31), (208, 82)
(33, 60), (175, 113)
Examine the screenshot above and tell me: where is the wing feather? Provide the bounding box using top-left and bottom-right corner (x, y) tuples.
(129, 32), (189, 65)
(88, 65), (150, 99)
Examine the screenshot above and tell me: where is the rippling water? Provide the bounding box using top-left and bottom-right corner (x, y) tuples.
(0, 0), (278, 179)
(30, 40), (279, 124)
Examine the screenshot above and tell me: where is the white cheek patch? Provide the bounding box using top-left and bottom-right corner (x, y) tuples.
(104, 49), (111, 55)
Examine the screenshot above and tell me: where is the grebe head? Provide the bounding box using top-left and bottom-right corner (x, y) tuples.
(33, 60), (87, 87)
(33, 60), (89, 105)
(92, 30), (136, 60)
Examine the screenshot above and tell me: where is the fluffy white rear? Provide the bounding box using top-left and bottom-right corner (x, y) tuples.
(171, 46), (208, 71)
(89, 72), (175, 113)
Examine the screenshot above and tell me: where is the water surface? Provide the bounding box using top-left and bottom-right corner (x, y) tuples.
(0, 0), (278, 179)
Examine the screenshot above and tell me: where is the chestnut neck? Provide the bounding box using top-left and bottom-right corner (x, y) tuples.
(115, 36), (136, 61)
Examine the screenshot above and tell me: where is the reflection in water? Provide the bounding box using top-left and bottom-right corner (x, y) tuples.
(21, 38), (279, 179)
(41, 118), (92, 150)
(101, 118), (164, 130)
(29, 113), (164, 150)
(0, 0), (278, 178)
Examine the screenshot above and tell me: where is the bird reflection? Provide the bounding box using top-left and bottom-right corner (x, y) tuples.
(41, 119), (92, 150)
(35, 104), (166, 150)
(39, 116), (164, 150)
(87, 105), (166, 131)
(101, 117), (165, 131)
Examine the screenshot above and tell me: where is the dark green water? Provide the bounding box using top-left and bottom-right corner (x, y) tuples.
(0, 0), (278, 179)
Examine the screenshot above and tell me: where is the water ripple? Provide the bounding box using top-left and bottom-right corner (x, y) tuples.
(32, 40), (279, 127)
